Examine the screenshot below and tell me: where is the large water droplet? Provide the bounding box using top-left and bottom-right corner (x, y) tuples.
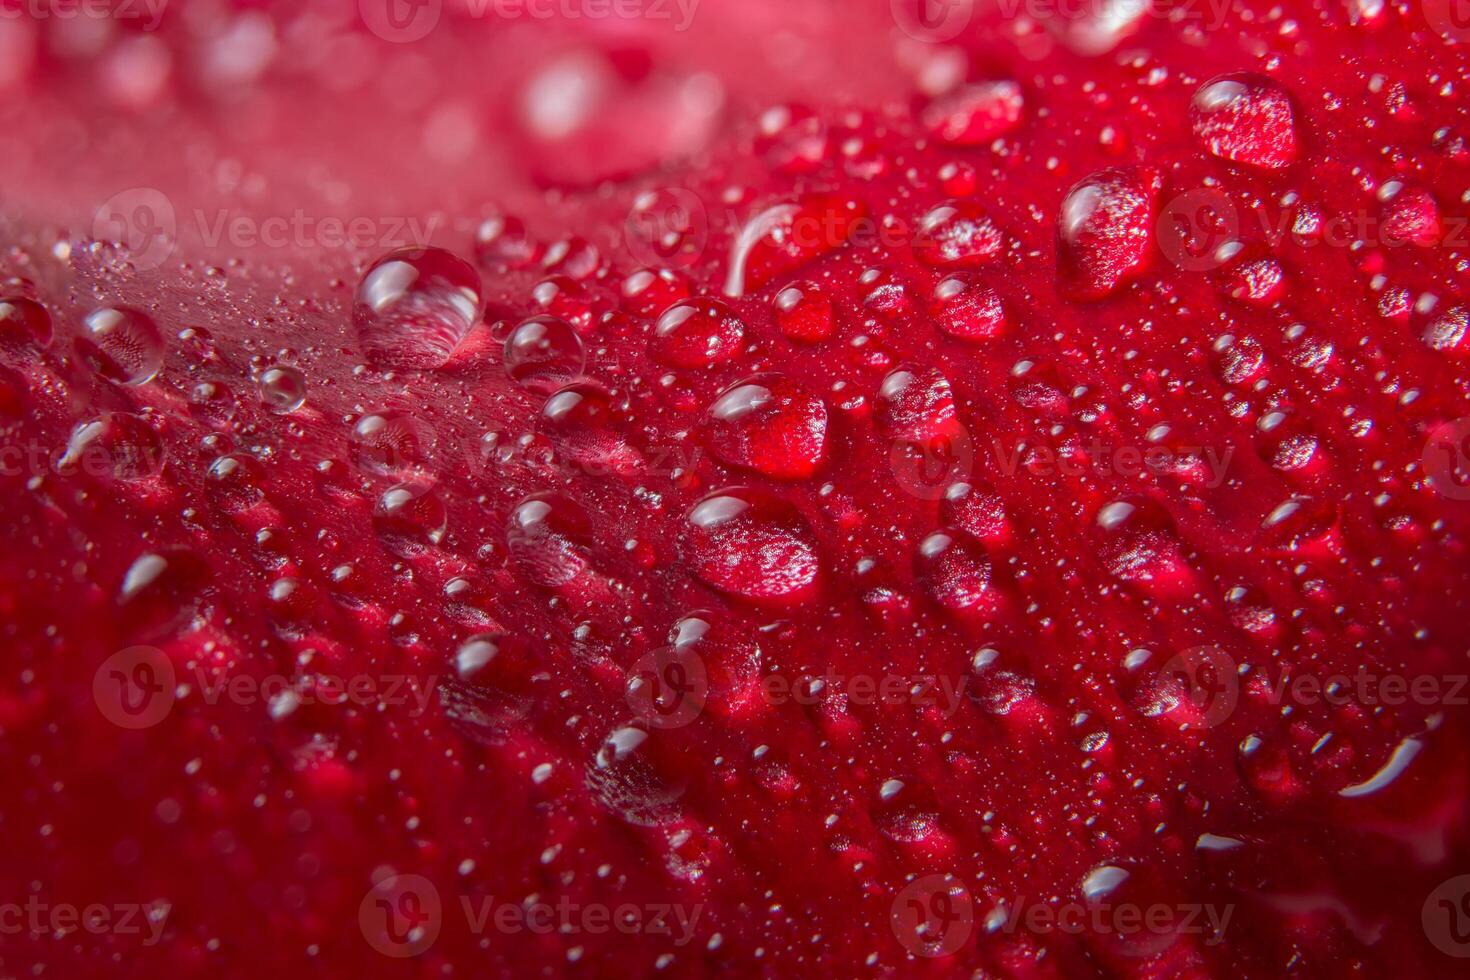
(373, 483), (447, 558)
(683, 488), (820, 605)
(1190, 74), (1298, 170)
(703, 373), (827, 480)
(1057, 167), (1161, 301)
(76, 307), (164, 385)
(504, 315), (585, 392)
(354, 246), (482, 370)
(653, 299), (746, 368)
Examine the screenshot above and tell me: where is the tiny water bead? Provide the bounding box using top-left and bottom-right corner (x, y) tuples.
(504, 315), (585, 392)
(0, 297), (52, 350)
(653, 299), (746, 368)
(354, 246), (483, 370)
(76, 307), (164, 385)
(682, 488), (820, 605)
(258, 366), (307, 414)
(1190, 73), (1299, 170)
(702, 373), (828, 480)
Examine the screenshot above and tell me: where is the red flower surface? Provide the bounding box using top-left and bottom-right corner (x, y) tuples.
(0, 1), (1469, 977)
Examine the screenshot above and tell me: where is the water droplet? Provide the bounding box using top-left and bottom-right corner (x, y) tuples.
(772, 280), (834, 344)
(206, 453), (266, 512)
(586, 725), (684, 826)
(1057, 167), (1161, 301)
(654, 299), (746, 368)
(683, 488), (820, 605)
(703, 373), (827, 480)
(917, 530), (1001, 619)
(1093, 497), (1188, 584)
(0, 297), (51, 351)
(56, 413), (164, 481)
(76, 307), (164, 385)
(1190, 74), (1298, 170)
(877, 366), (961, 442)
(920, 80), (1025, 146)
(373, 483), (447, 558)
(507, 492), (593, 588)
(930, 276), (1006, 341)
(354, 246), (482, 370)
(504, 315), (585, 392)
(258, 365), (307, 414)
(914, 200), (1003, 269)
